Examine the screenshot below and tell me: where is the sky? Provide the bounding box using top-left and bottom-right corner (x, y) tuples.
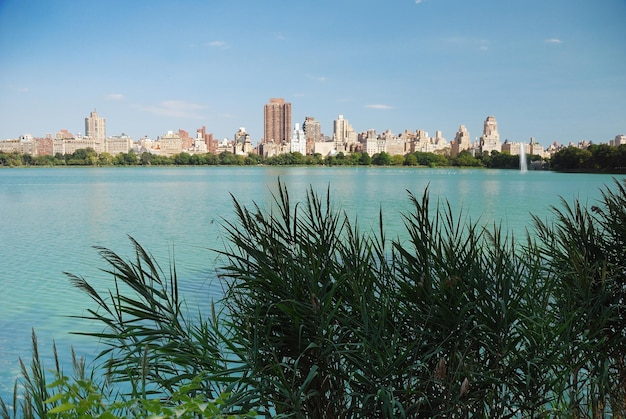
(0, 0), (624, 146)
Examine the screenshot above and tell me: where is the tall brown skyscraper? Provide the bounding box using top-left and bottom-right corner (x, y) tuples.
(263, 98), (291, 143)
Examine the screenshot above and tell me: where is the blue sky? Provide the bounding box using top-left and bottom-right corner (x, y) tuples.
(1, 0), (624, 146)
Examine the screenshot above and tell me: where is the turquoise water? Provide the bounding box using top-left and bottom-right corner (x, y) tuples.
(0, 166), (623, 402)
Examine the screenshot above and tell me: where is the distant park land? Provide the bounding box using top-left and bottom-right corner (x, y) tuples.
(2, 144), (626, 174)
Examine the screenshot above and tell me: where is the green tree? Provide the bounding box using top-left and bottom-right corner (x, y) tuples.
(487, 151), (519, 169)
(327, 151), (346, 165)
(189, 153), (205, 165)
(66, 148), (97, 165)
(550, 146), (592, 171)
(97, 152), (114, 166)
(372, 151), (391, 165)
(244, 153), (262, 165)
(404, 153), (418, 166)
(390, 154), (405, 165)
(308, 153), (324, 165)
(290, 152), (304, 165)
(21, 153), (34, 166)
(174, 152), (191, 165)
(0, 152), (20, 166)
(123, 150), (138, 165)
(205, 152), (220, 165)
(53, 152), (67, 165)
(140, 151), (153, 166)
(220, 151), (244, 165)
(588, 143), (622, 171)
(618, 145), (626, 171)
(115, 150), (138, 166)
(452, 150), (481, 167)
(72, 148), (88, 161)
(346, 152), (361, 165)
(359, 152), (372, 165)
(32, 154), (58, 166)
(411, 151), (449, 167)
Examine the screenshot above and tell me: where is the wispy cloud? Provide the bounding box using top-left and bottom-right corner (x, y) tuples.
(5, 85), (29, 93)
(106, 93), (125, 100)
(442, 36), (489, 51)
(272, 32), (286, 40)
(207, 40), (230, 49)
(365, 104), (393, 110)
(306, 74), (326, 82)
(136, 100), (207, 119)
(545, 38), (563, 45)
(415, 0), (423, 4)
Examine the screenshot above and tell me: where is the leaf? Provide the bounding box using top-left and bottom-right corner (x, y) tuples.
(47, 402), (77, 413)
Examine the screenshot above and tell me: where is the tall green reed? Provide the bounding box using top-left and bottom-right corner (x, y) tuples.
(3, 178), (625, 417)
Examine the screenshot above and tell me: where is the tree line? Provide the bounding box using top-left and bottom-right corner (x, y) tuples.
(0, 148), (541, 169)
(2, 143), (626, 172)
(550, 143), (626, 172)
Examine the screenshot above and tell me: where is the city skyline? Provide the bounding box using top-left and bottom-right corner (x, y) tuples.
(4, 105), (622, 151)
(1, 0), (624, 144)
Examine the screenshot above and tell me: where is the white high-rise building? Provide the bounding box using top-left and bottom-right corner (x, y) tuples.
(333, 115), (357, 151)
(365, 129), (385, 156)
(290, 123), (307, 155)
(234, 127), (253, 155)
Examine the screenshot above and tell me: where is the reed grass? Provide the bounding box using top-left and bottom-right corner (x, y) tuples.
(2, 178), (625, 418)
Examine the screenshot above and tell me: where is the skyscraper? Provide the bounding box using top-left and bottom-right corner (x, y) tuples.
(479, 115), (501, 155)
(481, 116), (499, 141)
(263, 98), (292, 144)
(290, 123), (307, 155)
(333, 114), (357, 151)
(85, 109), (105, 143)
(451, 125), (471, 156)
(302, 116), (321, 143)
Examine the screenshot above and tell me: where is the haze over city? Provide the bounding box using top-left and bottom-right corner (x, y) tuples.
(1, 0), (624, 144)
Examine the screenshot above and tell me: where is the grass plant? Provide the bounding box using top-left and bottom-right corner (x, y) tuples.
(2, 178), (625, 417)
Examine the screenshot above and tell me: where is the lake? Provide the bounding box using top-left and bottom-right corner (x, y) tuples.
(0, 166), (623, 402)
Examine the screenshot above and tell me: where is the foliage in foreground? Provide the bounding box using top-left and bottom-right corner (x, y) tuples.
(2, 179), (625, 418)
(0, 332), (254, 419)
